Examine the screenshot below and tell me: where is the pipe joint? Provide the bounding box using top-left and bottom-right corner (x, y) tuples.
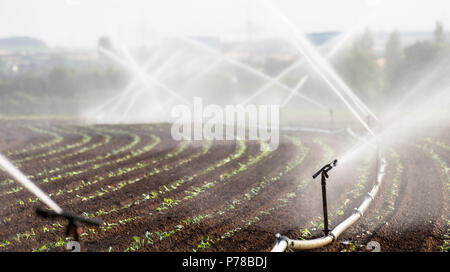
(329, 232), (337, 242)
(274, 233), (290, 246)
(354, 207), (363, 217)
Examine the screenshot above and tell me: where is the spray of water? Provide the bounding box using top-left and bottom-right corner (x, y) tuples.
(263, 0), (379, 121)
(177, 37), (327, 109)
(262, 0), (377, 136)
(340, 85), (450, 166)
(0, 152), (63, 214)
(99, 47), (190, 106)
(88, 47), (163, 120)
(280, 75), (309, 108)
(241, 20), (366, 108)
(118, 52), (183, 122)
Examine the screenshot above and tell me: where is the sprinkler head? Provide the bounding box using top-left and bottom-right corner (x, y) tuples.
(36, 207), (102, 241)
(312, 159), (338, 179)
(36, 207), (102, 226)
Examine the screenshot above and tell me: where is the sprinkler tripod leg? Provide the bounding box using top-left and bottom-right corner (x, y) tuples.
(312, 161), (337, 237)
(321, 173), (330, 236)
(66, 219), (82, 242)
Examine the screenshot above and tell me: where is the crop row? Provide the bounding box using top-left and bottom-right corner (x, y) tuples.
(419, 142), (450, 195)
(122, 136), (308, 251)
(0, 138), (198, 249)
(299, 153), (375, 251)
(21, 136), (187, 204)
(1, 125), (118, 187)
(211, 166), (375, 250)
(4, 134), (161, 213)
(80, 140), (245, 218)
(77, 139), (206, 202)
(106, 139), (264, 251)
(418, 142), (449, 252)
(4, 125), (63, 157)
(338, 149), (404, 252)
(190, 137), (336, 251)
(1, 139), (204, 249)
(423, 137), (450, 152)
(49, 136), (187, 201)
(12, 127), (91, 164)
(30, 139), (257, 251)
(0, 127), (112, 187)
(2, 128), (157, 199)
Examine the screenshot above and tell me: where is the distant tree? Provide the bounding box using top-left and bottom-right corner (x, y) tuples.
(98, 36), (113, 51)
(335, 28), (381, 104)
(357, 28), (375, 51)
(383, 30), (404, 96)
(399, 22), (450, 93)
(47, 67), (75, 97)
(434, 21), (445, 44)
(97, 36), (114, 61)
(404, 41), (438, 71)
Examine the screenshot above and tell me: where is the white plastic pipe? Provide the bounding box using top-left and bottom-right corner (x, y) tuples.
(272, 152), (386, 252)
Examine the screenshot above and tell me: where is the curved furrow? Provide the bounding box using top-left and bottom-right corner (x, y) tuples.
(364, 142), (446, 252)
(0, 124), (54, 153)
(120, 136), (310, 252)
(2, 125), (63, 157)
(11, 126), (91, 165)
(422, 137), (450, 153)
(0, 126), (88, 188)
(25, 140), (259, 252)
(190, 136), (346, 252)
(0, 139), (208, 247)
(0, 126), (152, 199)
(0, 126), (110, 188)
(321, 148), (404, 252)
(303, 153), (376, 237)
(78, 141), (280, 252)
(69, 140), (208, 205)
(0, 129), (158, 212)
(415, 142), (448, 252)
(8, 139), (249, 251)
(0, 132), (162, 228)
(196, 134), (369, 251)
(0, 136), (193, 249)
(80, 141), (248, 221)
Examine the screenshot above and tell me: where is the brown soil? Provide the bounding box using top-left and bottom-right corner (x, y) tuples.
(0, 120), (448, 252)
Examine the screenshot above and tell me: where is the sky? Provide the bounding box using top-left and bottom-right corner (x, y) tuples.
(0, 0), (448, 48)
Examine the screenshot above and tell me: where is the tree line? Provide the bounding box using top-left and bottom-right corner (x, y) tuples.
(334, 21), (450, 107)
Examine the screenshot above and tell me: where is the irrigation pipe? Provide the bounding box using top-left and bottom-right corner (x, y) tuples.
(271, 127), (386, 252)
(280, 126), (346, 134)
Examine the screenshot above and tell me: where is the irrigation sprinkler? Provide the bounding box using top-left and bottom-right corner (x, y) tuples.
(36, 207), (102, 242)
(0, 151), (102, 249)
(312, 159), (338, 236)
(271, 128), (387, 252)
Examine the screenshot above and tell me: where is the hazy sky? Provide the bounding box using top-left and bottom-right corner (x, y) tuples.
(0, 0), (448, 48)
